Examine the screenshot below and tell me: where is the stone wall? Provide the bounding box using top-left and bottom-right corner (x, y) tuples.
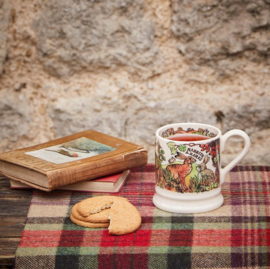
(0, 0), (270, 166)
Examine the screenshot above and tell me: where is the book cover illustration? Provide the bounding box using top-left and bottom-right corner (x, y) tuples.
(26, 137), (116, 164)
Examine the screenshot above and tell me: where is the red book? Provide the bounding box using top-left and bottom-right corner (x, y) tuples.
(10, 170), (130, 193)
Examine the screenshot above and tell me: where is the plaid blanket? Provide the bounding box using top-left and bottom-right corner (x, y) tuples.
(15, 164), (270, 269)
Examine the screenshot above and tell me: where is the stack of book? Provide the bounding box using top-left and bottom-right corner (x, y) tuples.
(0, 130), (148, 192)
(10, 170), (130, 193)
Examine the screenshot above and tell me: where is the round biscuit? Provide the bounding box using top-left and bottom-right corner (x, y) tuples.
(70, 213), (109, 228)
(71, 203), (110, 223)
(108, 199), (141, 235)
(77, 195), (127, 217)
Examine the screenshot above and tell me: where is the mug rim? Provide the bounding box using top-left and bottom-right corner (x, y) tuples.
(156, 122), (221, 143)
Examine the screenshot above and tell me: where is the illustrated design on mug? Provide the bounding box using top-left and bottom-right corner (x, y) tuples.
(155, 127), (220, 194)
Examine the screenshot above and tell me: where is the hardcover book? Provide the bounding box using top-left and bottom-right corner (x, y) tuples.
(9, 170), (130, 193)
(0, 130), (147, 191)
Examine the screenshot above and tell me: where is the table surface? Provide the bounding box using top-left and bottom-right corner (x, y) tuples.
(1, 165), (270, 269)
(0, 175), (32, 268)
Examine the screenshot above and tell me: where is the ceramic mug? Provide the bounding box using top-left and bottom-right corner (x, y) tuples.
(153, 123), (250, 213)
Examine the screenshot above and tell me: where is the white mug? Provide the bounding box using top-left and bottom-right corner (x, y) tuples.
(153, 123), (250, 213)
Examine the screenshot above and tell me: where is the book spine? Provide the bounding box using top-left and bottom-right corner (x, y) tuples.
(47, 150), (148, 191)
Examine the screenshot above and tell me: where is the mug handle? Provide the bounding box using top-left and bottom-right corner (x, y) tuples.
(220, 130), (251, 184)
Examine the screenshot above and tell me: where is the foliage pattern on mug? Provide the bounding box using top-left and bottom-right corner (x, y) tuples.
(155, 127), (220, 193)
(161, 126), (217, 139)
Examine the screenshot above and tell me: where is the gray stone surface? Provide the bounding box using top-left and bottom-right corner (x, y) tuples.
(0, 0), (269, 166)
(0, 0), (10, 75)
(33, 0), (164, 79)
(48, 93), (270, 165)
(172, 0), (270, 74)
(0, 89), (31, 142)
(49, 96), (216, 144)
(223, 96), (270, 133)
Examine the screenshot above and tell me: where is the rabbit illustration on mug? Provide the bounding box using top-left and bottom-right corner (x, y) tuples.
(166, 152), (196, 192)
(196, 156), (215, 182)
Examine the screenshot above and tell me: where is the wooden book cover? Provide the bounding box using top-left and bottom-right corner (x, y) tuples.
(0, 130), (147, 191)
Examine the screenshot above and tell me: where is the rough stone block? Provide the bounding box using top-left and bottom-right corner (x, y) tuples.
(33, 0), (164, 79)
(172, 0), (270, 74)
(0, 89), (31, 142)
(0, 0), (10, 75)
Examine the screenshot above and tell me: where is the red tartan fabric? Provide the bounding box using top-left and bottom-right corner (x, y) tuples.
(15, 164), (270, 269)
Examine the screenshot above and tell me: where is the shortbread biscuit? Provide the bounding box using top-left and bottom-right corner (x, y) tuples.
(71, 203), (110, 223)
(71, 195), (141, 235)
(108, 199), (141, 235)
(77, 196), (127, 217)
(70, 214), (109, 228)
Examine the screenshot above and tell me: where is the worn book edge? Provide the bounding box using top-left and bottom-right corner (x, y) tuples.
(10, 170), (130, 193)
